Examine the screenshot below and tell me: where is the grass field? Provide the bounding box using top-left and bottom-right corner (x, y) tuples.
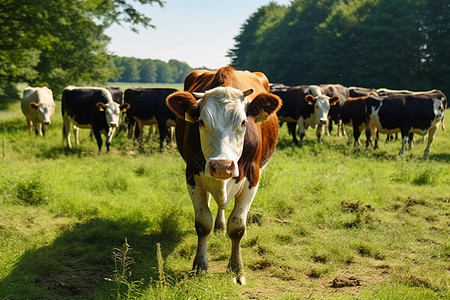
(0, 84), (449, 299)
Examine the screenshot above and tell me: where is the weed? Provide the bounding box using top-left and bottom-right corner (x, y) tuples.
(106, 238), (143, 300)
(412, 168), (439, 186)
(15, 175), (48, 205)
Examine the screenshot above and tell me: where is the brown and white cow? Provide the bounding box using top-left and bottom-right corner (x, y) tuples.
(166, 66), (282, 285)
(21, 86), (55, 136)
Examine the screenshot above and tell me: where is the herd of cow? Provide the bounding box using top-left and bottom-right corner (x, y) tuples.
(21, 72), (447, 157)
(19, 67), (448, 284)
(271, 83), (448, 156)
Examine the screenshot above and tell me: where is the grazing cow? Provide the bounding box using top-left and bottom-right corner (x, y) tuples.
(366, 91), (447, 156)
(107, 87), (124, 104)
(340, 95), (374, 147)
(21, 86), (55, 136)
(166, 66), (282, 285)
(62, 86), (129, 152)
(349, 86), (377, 97)
(124, 88), (177, 151)
(320, 84), (349, 137)
(272, 85), (339, 145)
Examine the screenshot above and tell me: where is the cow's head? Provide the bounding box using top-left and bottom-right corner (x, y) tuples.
(305, 93), (339, 125)
(167, 86), (281, 180)
(96, 102), (130, 128)
(29, 101), (54, 125)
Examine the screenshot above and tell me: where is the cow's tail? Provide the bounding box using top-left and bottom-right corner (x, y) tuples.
(442, 115), (446, 131)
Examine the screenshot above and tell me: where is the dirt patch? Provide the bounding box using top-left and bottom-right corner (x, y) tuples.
(331, 276), (361, 288)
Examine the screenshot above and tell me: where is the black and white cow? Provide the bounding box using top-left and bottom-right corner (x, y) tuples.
(272, 85), (340, 145)
(62, 86), (129, 152)
(366, 91), (447, 156)
(320, 84), (349, 137)
(124, 88), (178, 151)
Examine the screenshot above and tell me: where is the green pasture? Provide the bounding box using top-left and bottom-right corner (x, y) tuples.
(0, 85), (449, 299)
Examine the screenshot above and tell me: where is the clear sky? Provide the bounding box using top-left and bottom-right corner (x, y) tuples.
(105, 0), (292, 69)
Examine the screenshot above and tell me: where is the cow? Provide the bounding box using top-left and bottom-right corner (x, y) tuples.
(166, 66), (282, 285)
(123, 88), (177, 151)
(349, 86), (377, 97)
(272, 85), (339, 145)
(62, 86), (130, 152)
(340, 95), (374, 147)
(319, 84), (349, 137)
(107, 87), (124, 104)
(21, 86), (55, 136)
(366, 91), (447, 156)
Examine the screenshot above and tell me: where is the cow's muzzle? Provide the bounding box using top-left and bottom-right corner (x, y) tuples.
(208, 159), (237, 180)
(319, 118), (328, 125)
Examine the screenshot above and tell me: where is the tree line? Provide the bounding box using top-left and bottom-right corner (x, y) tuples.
(227, 0), (450, 96)
(109, 56), (194, 84)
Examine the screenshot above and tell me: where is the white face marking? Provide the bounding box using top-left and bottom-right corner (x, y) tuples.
(105, 102), (121, 127)
(314, 95), (331, 124)
(198, 87), (248, 179)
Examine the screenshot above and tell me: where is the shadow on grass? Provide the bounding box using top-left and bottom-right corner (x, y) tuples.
(0, 217), (185, 300)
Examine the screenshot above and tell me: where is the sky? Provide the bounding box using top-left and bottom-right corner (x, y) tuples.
(105, 0), (292, 69)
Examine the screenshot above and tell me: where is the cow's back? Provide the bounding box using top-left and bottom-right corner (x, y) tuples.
(62, 89), (101, 125)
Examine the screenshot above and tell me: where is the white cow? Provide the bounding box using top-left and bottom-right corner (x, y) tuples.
(21, 86), (55, 136)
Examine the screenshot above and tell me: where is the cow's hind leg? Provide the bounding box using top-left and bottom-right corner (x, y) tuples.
(188, 185), (213, 273)
(227, 183), (258, 285)
(63, 116), (72, 148)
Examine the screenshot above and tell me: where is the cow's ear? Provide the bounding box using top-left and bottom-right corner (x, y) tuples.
(29, 102), (39, 109)
(329, 96), (340, 106)
(166, 91), (200, 123)
(96, 102), (106, 111)
(120, 103), (130, 112)
(247, 93), (282, 123)
(305, 94), (315, 105)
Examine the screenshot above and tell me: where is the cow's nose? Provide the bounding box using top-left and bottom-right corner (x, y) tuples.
(43, 121), (50, 125)
(110, 123), (118, 128)
(319, 119), (327, 124)
(209, 159), (235, 179)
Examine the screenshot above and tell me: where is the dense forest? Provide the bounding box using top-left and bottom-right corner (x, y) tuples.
(228, 0), (450, 95)
(1, 0), (449, 103)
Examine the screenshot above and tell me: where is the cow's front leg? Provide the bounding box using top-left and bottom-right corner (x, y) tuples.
(188, 184), (213, 273)
(297, 118), (306, 146)
(316, 123), (323, 144)
(227, 183), (258, 285)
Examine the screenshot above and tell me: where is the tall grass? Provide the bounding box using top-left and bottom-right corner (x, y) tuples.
(0, 88), (449, 299)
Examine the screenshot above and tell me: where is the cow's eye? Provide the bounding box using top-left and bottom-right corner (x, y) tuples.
(241, 120), (248, 127)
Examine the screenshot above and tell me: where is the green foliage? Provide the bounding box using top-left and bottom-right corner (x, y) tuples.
(231, 0), (450, 95)
(0, 0), (164, 97)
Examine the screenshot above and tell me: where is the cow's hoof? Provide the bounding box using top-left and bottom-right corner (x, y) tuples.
(233, 275), (246, 285)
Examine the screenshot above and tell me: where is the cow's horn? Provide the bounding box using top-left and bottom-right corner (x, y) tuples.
(243, 89), (253, 97)
(193, 92), (205, 99)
